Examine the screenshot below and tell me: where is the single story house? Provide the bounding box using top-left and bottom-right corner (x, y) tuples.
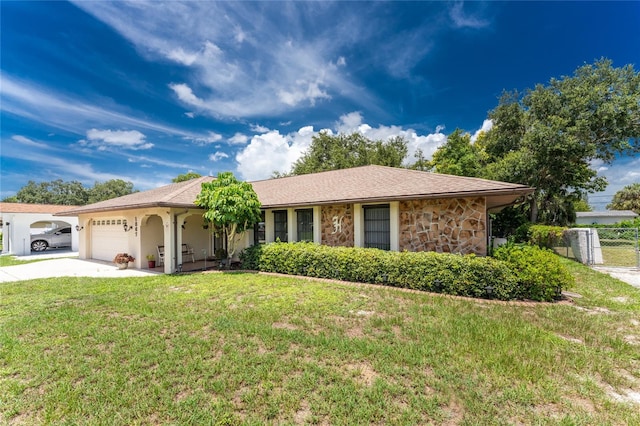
(0, 203), (80, 256)
(58, 165), (533, 274)
(575, 210), (638, 225)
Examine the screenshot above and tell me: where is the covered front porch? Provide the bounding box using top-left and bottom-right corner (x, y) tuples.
(147, 257), (242, 273)
(76, 206), (253, 274)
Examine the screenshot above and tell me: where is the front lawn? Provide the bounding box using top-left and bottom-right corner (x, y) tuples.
(1, 259), (639, 424)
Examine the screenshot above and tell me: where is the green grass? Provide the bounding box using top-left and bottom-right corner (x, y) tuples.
(0, 255), (65, 267)
(553, 245), (639, 268)
(1, 260), (639, 425)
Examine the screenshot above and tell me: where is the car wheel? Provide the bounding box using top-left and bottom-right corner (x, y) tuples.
(31, 240), (48, 252)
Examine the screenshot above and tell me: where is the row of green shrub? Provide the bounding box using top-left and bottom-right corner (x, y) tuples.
(241, 242), (573, 302)
(513, 223), (573, 249)
(571, 217), (640, 230)
(520, 224), (639, 249)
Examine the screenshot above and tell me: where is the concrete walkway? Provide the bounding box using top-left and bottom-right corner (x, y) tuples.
(0, 251), (159, 283)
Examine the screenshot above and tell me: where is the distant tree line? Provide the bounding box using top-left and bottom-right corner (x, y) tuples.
(2, 172), (209, 206)
(2, 179), (137, 205)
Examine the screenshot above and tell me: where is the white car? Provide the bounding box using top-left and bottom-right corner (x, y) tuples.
(30, 226), (72, 252)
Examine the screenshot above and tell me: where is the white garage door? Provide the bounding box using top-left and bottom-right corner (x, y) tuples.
(91, 218), (129, 262)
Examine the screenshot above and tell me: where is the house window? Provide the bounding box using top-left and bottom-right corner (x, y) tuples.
(273, 210), (288, 242)
(296, 209), (313, 242)
(364, 205), (390, 250)
(254, 211), (266, 245)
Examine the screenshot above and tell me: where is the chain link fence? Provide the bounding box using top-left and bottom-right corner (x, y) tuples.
(553, 228), (639, 268)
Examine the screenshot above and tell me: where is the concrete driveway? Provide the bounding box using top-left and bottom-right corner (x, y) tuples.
(0, 251), (159, 283)
(592, 266), (640, 289)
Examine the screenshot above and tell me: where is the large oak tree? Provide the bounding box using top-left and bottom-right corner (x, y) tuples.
(431, 59), (640, 225)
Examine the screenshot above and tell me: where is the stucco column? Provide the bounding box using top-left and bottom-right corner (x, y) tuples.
(77, 217), (89, 259)
(161, 211), (174, 274)
(313, 206), (321, 244)
(390, 201), (399, 252)
(353, 204), (363, 248)
(287, 208), (295, 242)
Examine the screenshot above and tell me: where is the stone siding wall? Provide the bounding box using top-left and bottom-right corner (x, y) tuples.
(399, 198), (486, 255)
(321, 204), (354, 247)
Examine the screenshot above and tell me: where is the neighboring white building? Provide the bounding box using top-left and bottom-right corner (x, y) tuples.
(575, 210), (638, 225)
(0, 203), (79, 256)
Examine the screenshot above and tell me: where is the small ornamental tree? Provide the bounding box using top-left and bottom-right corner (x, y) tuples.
(195, 172), (262, 267)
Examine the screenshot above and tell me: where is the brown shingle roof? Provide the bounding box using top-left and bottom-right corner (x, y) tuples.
(56, 176), (215, 215)
(0, 202), (80, 214)
(57, 166), (533, 215)
(252, 165), (532, 208)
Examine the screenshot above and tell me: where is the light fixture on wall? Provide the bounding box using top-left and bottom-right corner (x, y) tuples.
(75, 225), (84, 231)
(123, 223), (133, 232)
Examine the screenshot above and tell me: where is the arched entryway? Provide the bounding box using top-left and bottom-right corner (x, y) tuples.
(29, 220), (73, 252)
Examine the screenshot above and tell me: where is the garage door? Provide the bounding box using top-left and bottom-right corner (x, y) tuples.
(91, 218), (129, 262)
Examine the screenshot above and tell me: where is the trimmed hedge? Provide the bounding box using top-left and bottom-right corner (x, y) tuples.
(528, 225), (567, 249)
(242, 242), (574, 302)
(493, 244), (574, 301)
(242, 242), (547, 301)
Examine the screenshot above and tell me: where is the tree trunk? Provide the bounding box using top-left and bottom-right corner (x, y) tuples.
(530, 197), (539, 223)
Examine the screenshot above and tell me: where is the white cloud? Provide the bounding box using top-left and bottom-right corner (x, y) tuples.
(236, 127), (315, 181)
(251, 124), (270, 133)
(234, 26), (247, 43)
(86, 129), (153, 150)
(0, 74), (218, 143)
(69, 2), (388, 118)
(229, 133), (249, 145)
(471, 119), (493, 142)
(188, 131), (222, 145)
(591, 156), (640, 210)
(278, 79), (331, 107)
(335, 111), (364, 133)
(184, 112), (195, 118)
(167, 47), (198, 66)
(449, 2), (490, 29)
(169, 83), (206, 108)
(333, 112), (447, 161)
(235, 114), (451, 181)
(209, 151), (229, 162)
(11, 135), (49, 149)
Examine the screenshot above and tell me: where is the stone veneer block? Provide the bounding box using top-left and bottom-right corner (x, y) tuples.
(321, 204), (354, 247)
(399, 197), (487, 256)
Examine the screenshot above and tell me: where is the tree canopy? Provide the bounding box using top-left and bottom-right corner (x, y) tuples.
(172, 172), (202, 183)
(428, 129), (486, 177)
(4, 179), (137, 205)
(88, 180), (137, 204)
(429, 59), (640, 225)
(195, 172), (262, 266)
(607, 183), (640, 214)
(290, 131), (408, 175)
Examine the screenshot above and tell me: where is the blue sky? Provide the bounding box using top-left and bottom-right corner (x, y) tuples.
(1, 1), (638, 210)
